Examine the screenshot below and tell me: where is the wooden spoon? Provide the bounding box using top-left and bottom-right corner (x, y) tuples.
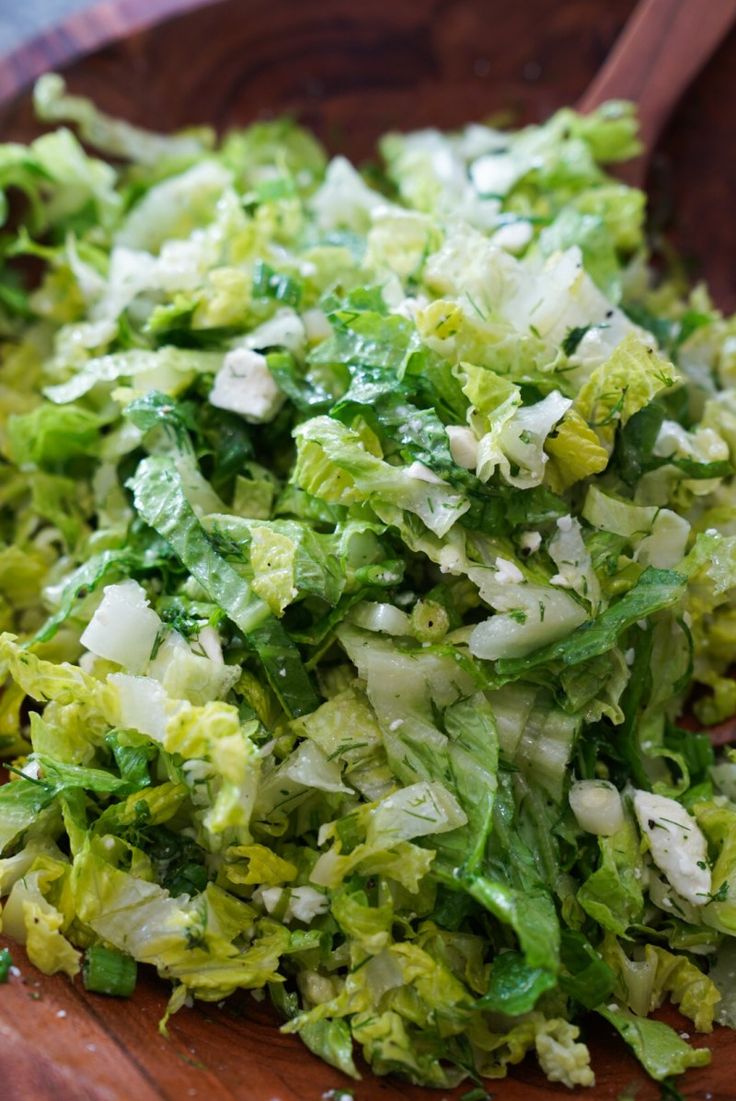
(579, 0), (736, 185)
(584, 0), (736, 745)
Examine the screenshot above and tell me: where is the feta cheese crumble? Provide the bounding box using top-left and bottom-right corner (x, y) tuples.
(209, 348), (284, 423)
(493, 557), (525, 585)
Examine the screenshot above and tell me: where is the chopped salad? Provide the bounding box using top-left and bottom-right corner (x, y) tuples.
(1, 74), (736, 1092)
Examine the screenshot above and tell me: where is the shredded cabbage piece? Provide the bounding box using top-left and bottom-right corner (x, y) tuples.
(1, 81), (735, 1093)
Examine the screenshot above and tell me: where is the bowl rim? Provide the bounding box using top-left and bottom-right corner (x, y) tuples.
(0, 0), (226, 106)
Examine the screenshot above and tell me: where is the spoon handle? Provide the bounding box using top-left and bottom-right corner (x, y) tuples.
(579, 0), (736, 155)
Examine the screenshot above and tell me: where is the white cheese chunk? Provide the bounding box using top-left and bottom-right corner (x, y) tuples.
(633, 790), (711, 906)
(255, 884), (328, 924)
(209, 348), (284, 423)
(288, 886), (330, 923)
(519, 530), (542, 553)
(493, 557), (525, 585)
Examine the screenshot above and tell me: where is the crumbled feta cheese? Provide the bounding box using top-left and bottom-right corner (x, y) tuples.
(209, 348), (284, 423)
(633, 790), (711, 905)
(310, 155), (387, 231)
(257, 885), (328, 924)
(56, 1010), (67, 1019)
(406, 461), (447, 485)
(654, 420), (728, 463)
(493, 557), (525, 585)
(624, 648), (635, 666)
(445, 425), (479, 469)
(519, 530), (542, 553)
(288, 886), (330, 923)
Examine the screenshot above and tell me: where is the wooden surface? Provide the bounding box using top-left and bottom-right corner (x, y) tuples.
(579, 0), (736, 185)
(579, 0), (736, 150)
(0, 1), (736, 1098)
(1, 933), (731, 1101)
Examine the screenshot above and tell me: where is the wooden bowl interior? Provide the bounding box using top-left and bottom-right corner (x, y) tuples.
(0, 0), (735, 306)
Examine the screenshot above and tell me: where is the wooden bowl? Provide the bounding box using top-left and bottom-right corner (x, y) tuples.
(1, 3), (735, 1099)
(1, 0), (735, 308)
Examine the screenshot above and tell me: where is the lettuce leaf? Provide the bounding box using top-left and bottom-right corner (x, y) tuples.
(597, 1006), (710, 1080)
(129, 455), (271, 635)
(493, 567), (686, 680)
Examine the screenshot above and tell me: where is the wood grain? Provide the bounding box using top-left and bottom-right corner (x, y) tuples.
(0, 2), (736, 1098)
(579, 0), (736, 151)
(2, 933), (732, 1101)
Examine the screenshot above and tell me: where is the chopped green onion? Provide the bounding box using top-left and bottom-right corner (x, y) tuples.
(0, 947), (12, 983)
(252, 260), (302, 307)
(82, 946), (137, 997)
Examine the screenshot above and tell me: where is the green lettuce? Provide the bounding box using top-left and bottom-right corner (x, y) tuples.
(597, 1006), (710, 1080)
(0, 76), (734, 1098)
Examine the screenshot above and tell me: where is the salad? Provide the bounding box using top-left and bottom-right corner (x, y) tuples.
(0, 73), (736, 1094)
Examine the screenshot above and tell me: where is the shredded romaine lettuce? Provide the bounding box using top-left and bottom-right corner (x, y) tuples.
(1, 79), (736, 1094)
